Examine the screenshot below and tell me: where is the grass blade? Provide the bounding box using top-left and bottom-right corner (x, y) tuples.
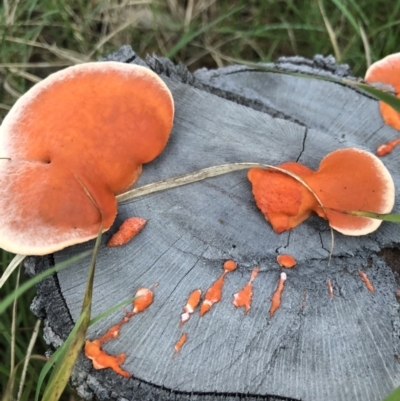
(0, 254), (26, 289)
(0, 251), (91, 315)
(336, 210), (400, 223)
(343, 79), (400, 112)
(167, 5), (244, 58)
(40, 225), (102, 401)
(383, 386), (400, 401)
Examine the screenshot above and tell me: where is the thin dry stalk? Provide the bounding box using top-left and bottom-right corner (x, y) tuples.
(17, 320), (42, 401)
(318, 0), (341, 62)
(10, 265), (21, 396)
(359, 21), (371, 68)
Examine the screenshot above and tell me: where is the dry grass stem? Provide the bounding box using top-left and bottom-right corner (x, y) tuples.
(17, 319), (42, 401)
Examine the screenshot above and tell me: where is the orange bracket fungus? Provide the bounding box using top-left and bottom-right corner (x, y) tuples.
(365, 53), (400, 132)
(248, 148), (395, 236)
(0, 62), (174, 255)
(276, 254), (297, 268)
(85, 287), (153, 377)
(232, 267), (259, 313)
(107, 217), (147, 247)
(269, 272), (287, 317)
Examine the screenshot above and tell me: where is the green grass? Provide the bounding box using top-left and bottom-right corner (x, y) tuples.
(1, 0), (400, 400)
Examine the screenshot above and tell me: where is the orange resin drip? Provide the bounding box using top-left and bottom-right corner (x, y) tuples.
(359, 270), (375, 293)
(223, 260), (237, 272)
(174, 332), (188, 353)
(84, 340), (130, 377)
(376, 139), (400, 157)
(200, 260), (238, 317)
(276, 254), (297, 268)
(269, 272), (287, 317)
(200, 272), (226, 316)
(107, 217), (147, 247)
(180, 289), (202, 325)
(84, 287), (153, 377)
(327, 280), (334, 298)
(232, 267), (260, 313)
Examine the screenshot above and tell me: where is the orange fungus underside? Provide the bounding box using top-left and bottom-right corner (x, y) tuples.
(0, 62), (174, 255)
(248, 148), (395, 236)
(107, 217), (147, 247)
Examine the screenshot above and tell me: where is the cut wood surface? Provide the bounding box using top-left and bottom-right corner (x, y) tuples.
(29, 46), (400, 401)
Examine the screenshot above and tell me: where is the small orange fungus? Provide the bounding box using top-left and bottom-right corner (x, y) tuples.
(365, 53), (400, 131)
(327, 280), (334, 298)
(276, 254), (296, 268)
(248, 148), (395, 236)
(174, 333), (188, 353)
(84, 287), (153, 377)
(180, 289), (202, 325)
(359, 270), (375, 293)
(233, 267), (259, 313)
(107, 217), (147, 247)
(269, 272), (287, 317)
(223, 260), (237, 272)
(376, 139), (400, 157)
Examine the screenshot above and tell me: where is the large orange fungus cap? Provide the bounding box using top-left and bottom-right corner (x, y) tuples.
(0, 62), (174, 255)
(248, 148), (395, 236)
(365, 53), (400, 130)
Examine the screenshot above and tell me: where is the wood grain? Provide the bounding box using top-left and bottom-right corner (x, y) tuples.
(29, 46), (400, 401)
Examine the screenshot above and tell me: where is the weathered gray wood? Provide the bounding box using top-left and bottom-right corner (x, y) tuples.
(30, 46), (400, 401)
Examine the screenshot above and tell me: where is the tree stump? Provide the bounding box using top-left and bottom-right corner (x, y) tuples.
(28, 46), (400, 401)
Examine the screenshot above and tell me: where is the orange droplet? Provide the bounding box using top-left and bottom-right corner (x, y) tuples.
(199, 273), (226, 316)
(181, 289), (202, 325)
(84, 340), (130, 377)
(359, 270), (375, 293)
(269, 272), (287, 317)
(174, 332), (187, 353)
(327, 280), (334, 298)
(107, 217), (147, 247)
(276, 254), (297, 268)
(223, 260), (237, 272)
(376, 138), (400, 157)
(397, 289), (400, 297)
(232, 267), (260, 313)
(133, 287), (154, 313)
